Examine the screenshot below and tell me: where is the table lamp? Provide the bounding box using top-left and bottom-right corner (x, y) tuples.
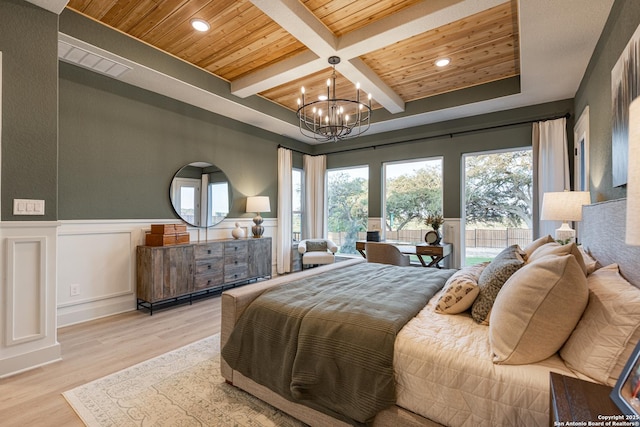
(246, 196), (270, 238)
(541, 191), (591, 243)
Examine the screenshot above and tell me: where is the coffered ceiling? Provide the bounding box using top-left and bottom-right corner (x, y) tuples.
(41, 0), (615, 143)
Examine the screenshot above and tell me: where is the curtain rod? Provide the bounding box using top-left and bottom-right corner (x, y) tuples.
(278, 112), (571, 156)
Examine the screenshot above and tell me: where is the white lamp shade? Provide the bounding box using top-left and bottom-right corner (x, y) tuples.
(541, 191), (591, 222)
(246, 196), (271, 213)
(627, 97), (640, 245)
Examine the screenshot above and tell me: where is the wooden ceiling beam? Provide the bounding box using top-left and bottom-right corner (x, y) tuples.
(234, 0), (507, 114)
(231, 51), (325, 98)
(250, 0), (337, 55)
(337, 0), (506, 58)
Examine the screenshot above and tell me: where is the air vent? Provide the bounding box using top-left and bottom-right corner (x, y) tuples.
(58, 40), (131, 78)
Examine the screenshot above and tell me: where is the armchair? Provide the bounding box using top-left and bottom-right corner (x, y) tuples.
(298, 239), (338, 269)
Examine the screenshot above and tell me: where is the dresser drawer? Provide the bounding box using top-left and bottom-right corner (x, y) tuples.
(224, 263), (248, 283)
(194, 242), (223, 260)
(224, 241), (248, 257)
(194, 272), (223, 291)
(196, 258), (223, 275)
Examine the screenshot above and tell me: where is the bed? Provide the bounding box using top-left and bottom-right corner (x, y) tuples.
(220, 199), (640, 426)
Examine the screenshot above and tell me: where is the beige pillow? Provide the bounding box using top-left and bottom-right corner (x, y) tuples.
(471, 245), (525, 325)
(560, 264), (640, 385)
(528, 242), (588, 276)
(523, 235), (554, 259)
(435, 262), (487, 314)
(578, 246), (598, 275)
(490, 254), (588, 365)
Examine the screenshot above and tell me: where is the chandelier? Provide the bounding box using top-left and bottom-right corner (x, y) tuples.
(296, 56), (372, 143)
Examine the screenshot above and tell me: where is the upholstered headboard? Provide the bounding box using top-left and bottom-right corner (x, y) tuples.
(581, 198), (640, 288)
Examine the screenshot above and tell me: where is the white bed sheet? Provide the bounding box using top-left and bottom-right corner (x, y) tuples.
(394, 290), (589, 427)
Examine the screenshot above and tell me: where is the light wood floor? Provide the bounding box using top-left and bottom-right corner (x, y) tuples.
(0, 296), (221, 427)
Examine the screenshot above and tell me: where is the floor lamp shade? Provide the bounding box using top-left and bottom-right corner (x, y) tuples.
(628, 98), (640, 245)
(541, 191), (591, 242)
(246, 196), (271, 238)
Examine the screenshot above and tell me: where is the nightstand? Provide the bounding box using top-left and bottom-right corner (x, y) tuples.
(550, 372), (622, 425)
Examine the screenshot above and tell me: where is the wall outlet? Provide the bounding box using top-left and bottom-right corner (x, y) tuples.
(70, 284), (80, 297)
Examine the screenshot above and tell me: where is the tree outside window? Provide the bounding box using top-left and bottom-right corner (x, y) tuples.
(384, 159), (443, 240)
(464, 149), (533, 265)
(326, 167), (368, 254)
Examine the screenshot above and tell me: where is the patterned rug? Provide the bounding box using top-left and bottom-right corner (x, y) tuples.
(63, 335), (304, 426)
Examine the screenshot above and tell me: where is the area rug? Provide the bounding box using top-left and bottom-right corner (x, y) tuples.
(63, 335), (304, 426)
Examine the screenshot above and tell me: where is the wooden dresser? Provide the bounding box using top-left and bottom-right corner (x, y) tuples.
(136, 237), (271, 314)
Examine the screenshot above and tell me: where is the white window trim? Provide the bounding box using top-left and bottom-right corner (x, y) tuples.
(573, 106), (590, 191)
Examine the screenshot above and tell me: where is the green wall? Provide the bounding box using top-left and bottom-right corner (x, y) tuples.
(59, 63), (291, 220)
(574, 0), (640, 202)
(0, 0), (58, 221)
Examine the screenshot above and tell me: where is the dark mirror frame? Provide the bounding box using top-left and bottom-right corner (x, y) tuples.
(169, 162), (232, 228)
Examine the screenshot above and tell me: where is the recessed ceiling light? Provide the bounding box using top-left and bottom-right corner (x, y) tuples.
(191, 19), (210, 32)
(435, 58), (451, 67)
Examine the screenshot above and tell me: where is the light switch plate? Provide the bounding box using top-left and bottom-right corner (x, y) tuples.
(13, 199), (45, 215)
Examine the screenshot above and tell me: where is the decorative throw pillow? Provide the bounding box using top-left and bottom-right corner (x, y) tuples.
(560, 264), (640, 385)
(471, 245), (525, 325)
(528, 242), (588, 276)
(522, 235), (555, 259)
(305, 240), (328, 252)
(435, 262), (488, 314)
(490, 254), (588, 365)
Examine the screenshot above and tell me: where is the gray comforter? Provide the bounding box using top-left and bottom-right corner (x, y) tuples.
(221, 262), (454, 424)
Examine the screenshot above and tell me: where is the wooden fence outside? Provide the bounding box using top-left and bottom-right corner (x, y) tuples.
(327, 228), (532, 249)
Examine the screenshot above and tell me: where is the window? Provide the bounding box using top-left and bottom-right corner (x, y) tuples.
(171, 178), (200, 225)
(326, 166), (369, 255)
(462, 148), (533, 265)
(292, 168), (303, 241)
(208, 182), (229, 226)
(383, 158), (443, 242)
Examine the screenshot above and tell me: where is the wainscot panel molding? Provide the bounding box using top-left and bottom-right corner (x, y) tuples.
(56, 218), (277, 327)
(0, 221), (61, 378)
(443, 218), (462, 269)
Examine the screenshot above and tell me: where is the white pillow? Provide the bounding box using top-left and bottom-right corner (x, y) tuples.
(490, 254), (588, 365)
(528, 242), (588, 276)
(560, 264), (640, 385)
(435, 262), (487, 314)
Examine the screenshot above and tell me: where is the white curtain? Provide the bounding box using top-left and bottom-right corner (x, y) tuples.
(532, 117), (570, 238)
(277, 147), (293, 274)
(303, 154), (326, 239)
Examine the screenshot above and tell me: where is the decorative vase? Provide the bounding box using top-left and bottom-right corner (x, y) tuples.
(231, 222), (245, 239)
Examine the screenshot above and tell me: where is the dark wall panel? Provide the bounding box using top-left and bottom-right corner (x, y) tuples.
(0, 0), (58, 221)
(59, 63), (288, 220)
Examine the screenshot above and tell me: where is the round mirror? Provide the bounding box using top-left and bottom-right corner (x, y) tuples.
(170, 162), (231, 227)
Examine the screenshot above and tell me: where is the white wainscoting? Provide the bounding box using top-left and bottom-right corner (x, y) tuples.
(442, 218), (461, 269)
(0, 221), (61, 378)
(57, 218), (277, 327)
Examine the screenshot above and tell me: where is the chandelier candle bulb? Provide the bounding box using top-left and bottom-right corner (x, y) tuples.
(296, 56), (372, 142)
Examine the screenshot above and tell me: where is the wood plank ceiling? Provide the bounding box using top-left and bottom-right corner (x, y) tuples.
(65, 0), (519, 115)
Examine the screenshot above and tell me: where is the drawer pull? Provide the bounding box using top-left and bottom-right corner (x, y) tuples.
(207, 249), (212, 255)
(208, 264), (212, 269)
(234, 260), (238, 265)
(207, 279), (211, 285)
